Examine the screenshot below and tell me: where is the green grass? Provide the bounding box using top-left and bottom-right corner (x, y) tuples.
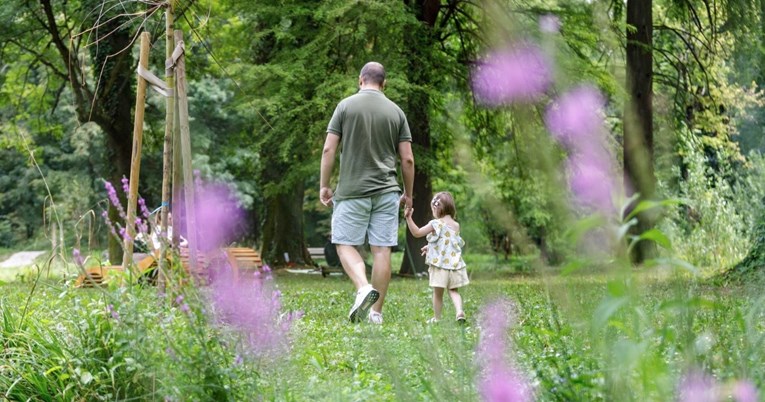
(1, 261), (763, 400)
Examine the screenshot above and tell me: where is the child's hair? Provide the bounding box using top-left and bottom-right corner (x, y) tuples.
(431, 191), (456, 219)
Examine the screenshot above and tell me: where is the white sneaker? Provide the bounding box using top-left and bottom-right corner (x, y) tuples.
(368, 310), (383, 325)
(348, 285), (379, 323)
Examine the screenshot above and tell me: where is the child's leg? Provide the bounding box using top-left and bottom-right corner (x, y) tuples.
(432, 287), (445, 320)
(448, 288), (464, 318)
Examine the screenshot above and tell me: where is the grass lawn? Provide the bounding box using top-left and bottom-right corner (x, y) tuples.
(1, 258), (763, 400)
(263, 267), (765, 400)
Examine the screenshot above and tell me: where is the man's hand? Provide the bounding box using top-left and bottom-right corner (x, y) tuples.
(320, 186), (334, 207)
(399, 193), (412, 209)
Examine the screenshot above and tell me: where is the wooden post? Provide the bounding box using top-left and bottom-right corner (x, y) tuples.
(174, 29), (199, 274)
(122, 32), (151, 273)
(158, 4), (175, 288)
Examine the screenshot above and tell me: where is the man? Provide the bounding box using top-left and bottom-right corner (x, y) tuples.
(320, 61), (415, 324)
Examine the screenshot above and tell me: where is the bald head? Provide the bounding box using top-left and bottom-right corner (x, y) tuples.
(359, 62), (386, 87)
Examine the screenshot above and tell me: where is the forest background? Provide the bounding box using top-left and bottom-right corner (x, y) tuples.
(2, 0), (765, 278)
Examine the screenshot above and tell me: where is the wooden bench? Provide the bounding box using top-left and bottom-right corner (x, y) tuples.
(308, 247), (344, 277)
(75, 247), (263, 287)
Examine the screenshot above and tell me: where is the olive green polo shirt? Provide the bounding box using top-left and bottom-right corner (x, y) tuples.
(327, 89), (412, 201)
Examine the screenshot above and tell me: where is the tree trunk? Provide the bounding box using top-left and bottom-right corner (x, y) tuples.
(624, 0), (656, 263)
(39, 0), (136, 263)
(260, 181), (313, 267)
(92, 28), (134, 265)
(398, 0), (440, 276)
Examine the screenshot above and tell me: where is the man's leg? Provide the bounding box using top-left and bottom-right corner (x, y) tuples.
(369, 245), (391, 313)
(336, 245), (368, 290)
(332, 197), (378, 322)
(367, 192), (400, 316)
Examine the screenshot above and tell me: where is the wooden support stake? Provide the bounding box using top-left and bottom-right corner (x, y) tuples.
(174, 29), (199, 274)
(158, 5), (175, 288)
(122, 32), (151, 273)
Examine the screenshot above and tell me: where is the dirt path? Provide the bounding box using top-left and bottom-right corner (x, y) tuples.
(0, 251), (46, 268)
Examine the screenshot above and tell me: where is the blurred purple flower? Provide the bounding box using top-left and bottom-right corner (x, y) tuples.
(174, 295), (184, 305)
(545, 85), (606, 150)
(733, 380), (759, 402)
(234, 354), (243, 365)
(165, 347), (177, 361)
(180, 303), (190, 314)
(181, 183), (246, 252)
(475, 299), (533, 402)
(121, 176), (130, 194)
(471, 44), (552, 106)
(480, 364), (533, 402)
(539, 14), (561, 33)
(72, 248), (84, 267)
(678, 371), (717, 402)
(566, 153), (615, 213)
(210, 264), (298, 359)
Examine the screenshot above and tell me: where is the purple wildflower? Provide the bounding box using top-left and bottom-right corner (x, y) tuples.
(185, 182), (246, 252)
(72, 248), (84, 267)
(107, 304), (120, 321)
(234, 354), (243, 365)
(210, 265), (296, 359)
(539, 14), (561, 34)
(566, 153), (615, 213)
(175, 295), (184, 305)
(733, 380), (759, 402)
(138, 197), (151, 219)
(103, 180), (126, 218)
(475, 299), (533, 402)
(118, 227), (131, 242)
(180, 303), (190, 314)
(544, 85), (607, 150)
(104, 181), (121, 209)
(678, 371), (717, 402)
(471, 44), (552, 106)
(480, 364), (534, 402)
(121, 176), (130, 194)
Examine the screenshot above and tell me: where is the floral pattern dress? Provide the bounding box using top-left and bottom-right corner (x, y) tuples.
(425, 219), (466, 270)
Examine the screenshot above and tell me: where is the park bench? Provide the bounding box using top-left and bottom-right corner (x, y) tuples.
(75, 247), (263, 287)
(308, 246), (344, 277)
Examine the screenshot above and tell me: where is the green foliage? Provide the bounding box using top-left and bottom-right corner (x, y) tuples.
(0, 280), (265, 400)
(657, 126), (762, 273)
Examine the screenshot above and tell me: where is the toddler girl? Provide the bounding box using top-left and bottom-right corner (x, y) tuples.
(405, 191), (469, 323)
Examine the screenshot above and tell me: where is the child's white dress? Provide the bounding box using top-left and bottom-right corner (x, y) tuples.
(425, 219), (469, 289)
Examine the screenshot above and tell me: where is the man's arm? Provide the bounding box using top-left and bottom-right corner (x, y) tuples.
(320, 133), (340, 206)
(398, 140), (414, 208)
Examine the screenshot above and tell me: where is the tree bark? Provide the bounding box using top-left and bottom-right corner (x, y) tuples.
(37, 0), (135, 263)
(624, 0), (656, 263)
(398, 0), (441, 276)
(260, 181), (313, 267)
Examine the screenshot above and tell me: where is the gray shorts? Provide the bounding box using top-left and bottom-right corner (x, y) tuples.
(332, 192), (400, 247)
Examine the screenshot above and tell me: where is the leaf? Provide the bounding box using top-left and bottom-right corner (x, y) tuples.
(624, 198), (688, 221)
(617, 218), (638, 241)
(593, 296), (629, 330)
(566, 214), (608, 244)
(638, 229), (672, 249)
